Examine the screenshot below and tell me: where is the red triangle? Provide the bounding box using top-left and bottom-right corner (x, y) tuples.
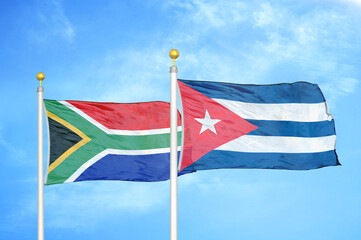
(178, 81), (258, 171)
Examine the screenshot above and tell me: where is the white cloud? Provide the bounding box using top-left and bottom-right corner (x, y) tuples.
(88, 48), (172, 103)
(165, 0), (246, 28)
(87, 1), (360, 107)
(339, 78), (358, 93)
(49, 0), (357, 107)
(3, 180), (169, 231)
(178, 170), (295, 222)
(0, 127), (26, 160)
(333, 0), (361, 7)
(29, 0), (75, 43)
(44, 181), (169, 229)
(253, 2), (284, 28)
(320, 77), (359, 107)
(248, 3), (361, 106)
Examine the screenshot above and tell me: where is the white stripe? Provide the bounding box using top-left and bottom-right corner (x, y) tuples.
(59, 101), (182, 135)
(214, 99), (333, 122)
(65, 147), (182, 183)
(216, 135), (336, 153)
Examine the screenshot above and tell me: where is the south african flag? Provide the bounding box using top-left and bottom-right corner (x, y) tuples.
(44, 99), (181, 185)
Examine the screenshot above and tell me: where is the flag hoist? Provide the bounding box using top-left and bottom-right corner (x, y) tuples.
(37, 72), (45, 240)
(169, 49), (179, 240)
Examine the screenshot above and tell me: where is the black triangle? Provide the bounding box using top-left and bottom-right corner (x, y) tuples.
(48, 117), (83, 165)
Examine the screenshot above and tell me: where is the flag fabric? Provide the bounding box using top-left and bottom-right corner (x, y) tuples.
(177, 79), (339, 172)
(44, 99), (182, 185)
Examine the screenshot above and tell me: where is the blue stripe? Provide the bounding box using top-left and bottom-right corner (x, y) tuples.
(179, 79), (325, 103)
(182, 150), (340, 172)
(247, 119), (336, 137)
(75, 152), (191, 182)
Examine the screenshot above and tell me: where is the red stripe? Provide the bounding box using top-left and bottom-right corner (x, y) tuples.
(67, 101), (181, 130)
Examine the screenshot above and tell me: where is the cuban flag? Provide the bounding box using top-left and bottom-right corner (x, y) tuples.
(177, 79), (339, 172)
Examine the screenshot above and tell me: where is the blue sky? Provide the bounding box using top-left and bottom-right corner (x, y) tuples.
(1, 0), (361, 239)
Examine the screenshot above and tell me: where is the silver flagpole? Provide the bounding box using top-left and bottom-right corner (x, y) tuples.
(37, 72), (45, 240)
(169, 49), (179, 240)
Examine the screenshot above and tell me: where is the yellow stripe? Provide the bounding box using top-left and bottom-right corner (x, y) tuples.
(46, 111), (91, 173)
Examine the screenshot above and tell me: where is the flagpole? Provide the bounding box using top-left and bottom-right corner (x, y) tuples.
(169, 49), (179, 240)
(37, 72), (45, 240)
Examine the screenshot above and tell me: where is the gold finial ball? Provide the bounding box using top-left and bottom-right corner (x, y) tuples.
(169, 49), (179, 60)
(36, 72), (45, 81)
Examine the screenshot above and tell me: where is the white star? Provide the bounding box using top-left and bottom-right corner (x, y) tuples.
(195, 110), (221, 134)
